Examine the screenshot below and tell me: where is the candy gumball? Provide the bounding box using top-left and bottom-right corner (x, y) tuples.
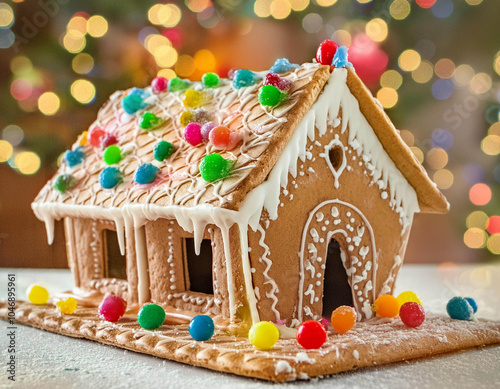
(152, 77), (168, 93)
(134, 163), (159, 185)
(56, 297), (78, 314)
(396, 291), (423, 308)
(248, 321), (280, 350)
(53, 174), (77, 193)
(100, 133), (118, 149)
(138, 304), (166, 330)
(464, 297), (478, 314)
(103, 145), (122, 165)
(99, 167), (122, 189)
(88, 128), (106, 147)
(372, 295), (399, 318)
(184, 122), (203, 146)
(98, 295), (127, 322)
(331, 306), (357, 334)
(27, 284), (49, 305)
(189, 315), (215, 341)
(201, 122), (216, 142)
(399, 302), (426, 328)
(296, 320), (327, 349)
(446, 297), (473, 321)
(199, 154), (232, 182)
(316, 40), (339, 66)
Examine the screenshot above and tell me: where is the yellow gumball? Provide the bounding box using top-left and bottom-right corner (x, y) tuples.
(27, 284), (49, 305)
(248, 321), (280, 350)
(397, 291), (423, 308)
(56, 297), (77, 314)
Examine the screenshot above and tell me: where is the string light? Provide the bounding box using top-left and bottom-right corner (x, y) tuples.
(398, 50), (421, 72)
(427, 148), (448, 169)
(466, 211), (488, 229)
(487, 234), (500, 255)
(0, 3), (14, 28)
(481, 135), (500, 156)
(87, 15), (108, 38)
(365, 18), (388, 42)
(72, 53), (94, 74)
(270, 0), (291, 20)
(380, 70), (403, 90)
(15, 151), (41, 175)
(390, 0), (411, 20)
(290, 0), (310, 11)
(464, 228), (487, 249)
(0, 140), (13, 163)
(412, 61), (434, 83)
(433, 169), (453, 189)
(434, 58), (455, 79)
(71, 79), (96, 104)
(376, 87), (398, 108)
(38, 92), (60, 116)
(469, 183), (492, 206)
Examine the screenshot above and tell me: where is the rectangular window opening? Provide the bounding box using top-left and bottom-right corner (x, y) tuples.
(184, 238), (214, 295)
(103, 229), (127, 280)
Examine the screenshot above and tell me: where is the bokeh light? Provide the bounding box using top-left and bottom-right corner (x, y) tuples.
(487, 234), (500, 255)
(10, 78), (33, 101)
(71, 79), (96, 104)
(470, 73), (492, 95)
(398, 49), (421, 72)
(365, 18), (388, 42)
(433, 169), (453, 189)
(469, 183), (492, 206)
(72, 53), (94, 74)
(317, 0), (337, 6)
(38, 92), (60, 115)
(416, 0), (436, 8)
(464, 228), (487, 249)
(194, 49), (216, 73)
(376, 87), (398, 109)
(302, 13), (322, 34)
(157, 68), (176, 80)
(410, 146), (424, 163)
(489, 122), (500, 136)
(10, 56), (33, 76)
(390, 0), (411, 20)
(400, 130), (415, 146)
(481, 135), (500, 156)
(466, 211), (488, 230)
(434, 58), (455, 79)
(494, 52), (500, 76)
(63, 31), (86, 53)
(0, 3), (14, 28)
(2, 125), (24, 146)
(486, 216), (500, 235)
(67, 16), (87, 35)
(432, 129), (454, 150)
(15, 151), (41, 175)
(432, 0), (454, 18)
(462, 163), (485, 185)
(412, 61), (434, 83)
(87, 15), (108, 37)
(380, 70), (403, 90)
(432, 78), (454, 100)
(0, 140), (13, 163)
(175, 55), (196, 77)
(270, 0), (291, 19)
(290, 0), (310, 11)
(427, 148), (448, 169)
(453, 64), (475, 87)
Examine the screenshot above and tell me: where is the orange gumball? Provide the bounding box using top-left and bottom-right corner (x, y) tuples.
(209, 125), (231, 149)
(372, 294), (399, 318)
(331, 306), (357, 334)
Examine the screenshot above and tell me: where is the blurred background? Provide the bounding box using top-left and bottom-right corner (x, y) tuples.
(0, 0), (499, 268)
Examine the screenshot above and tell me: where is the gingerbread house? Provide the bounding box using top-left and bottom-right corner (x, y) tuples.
(32, 57), (448, 333)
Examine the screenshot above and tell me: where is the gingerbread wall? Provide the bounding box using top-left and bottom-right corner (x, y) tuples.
(247, 118), (411, 324)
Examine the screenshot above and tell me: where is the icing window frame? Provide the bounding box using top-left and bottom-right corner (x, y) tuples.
(182, 237), (214, 296)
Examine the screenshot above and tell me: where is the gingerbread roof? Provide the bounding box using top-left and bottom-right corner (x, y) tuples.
(32, 61), (448, 229)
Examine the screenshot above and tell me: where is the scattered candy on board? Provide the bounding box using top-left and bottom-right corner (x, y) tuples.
(188, 315), (215, 341)
(399, 302), (426, 328)
(151, 76), (168, 93)
(263, 73), (292, 91)
(202, 72), (220, 88)
(232, 69), (260, 89)
(269, 58), (299, 74)
(99, 167), (123, 189)
(396, 291), (423, 307)
(139, 112), (164, 131)
(316, 40), (339, 66)
(330, 305), (357, 334)
(56, 297), (78, 314)
(98, 294), (127, 322)
(184, 122), (203, 146)
(199, 153), (233, 182)
(259, 85), (288, 107)
(296, 320), (327, 349)
(169, 77), (191, 92)
(134, 163), (159, 185)
(153, 140), (175, 161)
(53, 174), (77, 194)
(27, 284), (49, 305)
(248, 321), (280, 350)
(137, 303), (166, 330)
(464, 297), (478, 314)
(446, 296), (475, 321)
(103, 145), (122, 165)
(64, 146), (85, 167)
(372, 294), (399, 318)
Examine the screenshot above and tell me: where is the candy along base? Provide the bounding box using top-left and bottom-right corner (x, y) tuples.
(1, 301), (499, 382)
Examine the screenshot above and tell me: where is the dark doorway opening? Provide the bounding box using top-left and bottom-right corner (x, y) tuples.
(322, 239), (353, 316)
(184, 238), (214, 294)
(103, 229), (127, 280)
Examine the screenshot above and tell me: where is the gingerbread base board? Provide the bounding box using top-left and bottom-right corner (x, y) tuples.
(2, 301), (499, 382)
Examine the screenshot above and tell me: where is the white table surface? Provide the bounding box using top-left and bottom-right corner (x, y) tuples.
(1, 264), (499, 388)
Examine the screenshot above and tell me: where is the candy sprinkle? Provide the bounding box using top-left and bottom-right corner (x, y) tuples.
(446, 296), (474, 321)
(99, 167), (122, 189)
(202, 72), (220, 88)
(138, 303), (166, 330)
(103, 145), (122, 165)
(372, 294), (399, 318)
(134, 163), (159, 184)
(189, 315), (215, 341)
(199, 154), (233, 182)
(269, 58), (299, 74)
(232, 69), (260, 89)
(139, 111), (164, 131)
(56, 297), (78, 314)
(296, 320), (327, 349)
(154, 141), (175, 161)
(98, 295), (127, 322)
(259, 85), (288, 107)
(248, 321), (280, 350)
(53, 174), (77, 193)
(27, 284), (49, 305)
(64, 146), (85, 167)
(330, 306), (357, 334)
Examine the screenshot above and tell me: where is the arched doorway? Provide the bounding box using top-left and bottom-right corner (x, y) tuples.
(322, 239), (353, 317)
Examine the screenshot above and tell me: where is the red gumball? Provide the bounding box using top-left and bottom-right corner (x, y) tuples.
(152, 77), (168, 94)
(296, 320), (327, 349)
(316, 40), (338, 66)
(98, 294), (127, 322)
(88, 128), (106, 147)
(399, 302), (426, 328)
(264, 73), (292, 91)
(101, 133), (118, 149)
(209, 125), (231, 149)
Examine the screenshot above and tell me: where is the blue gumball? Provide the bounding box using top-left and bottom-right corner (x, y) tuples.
(99, 167), (122, 189)
(464, 297), (478, 314)
(64, 146), (85, 167)
(446, 296), (474, 321)
(189, 315), (215, 341)
(269, 58), (299, 74)
(332, 46), (353, 69)
(232, 69), (260, 89)
(134, 163), (159, 185)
